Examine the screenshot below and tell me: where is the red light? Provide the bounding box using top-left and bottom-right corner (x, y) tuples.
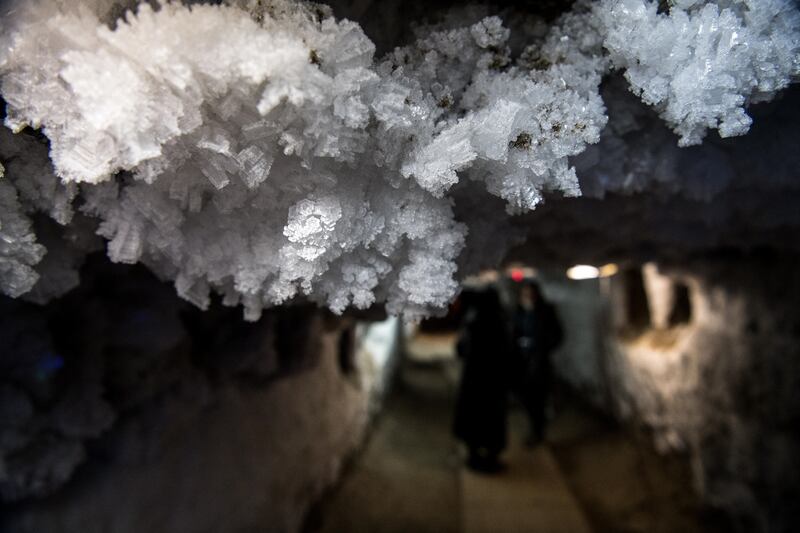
(511, 269), (524, 282)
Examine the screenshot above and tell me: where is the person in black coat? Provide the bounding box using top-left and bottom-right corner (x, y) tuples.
(513, 280), (563, 446)
(453, 287), (511, 472)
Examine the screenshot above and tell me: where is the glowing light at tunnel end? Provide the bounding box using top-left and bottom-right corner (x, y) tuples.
(567, 263), (618, 280)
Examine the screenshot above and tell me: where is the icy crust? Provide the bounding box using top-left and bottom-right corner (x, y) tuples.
(0, 0), (798, 318)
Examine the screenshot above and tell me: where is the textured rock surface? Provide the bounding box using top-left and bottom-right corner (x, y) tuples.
(548, 257), (800, 532)
(0, 257), (397, 532)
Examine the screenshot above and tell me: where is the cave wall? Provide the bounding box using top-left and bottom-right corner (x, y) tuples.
(537, 273), (609, 408)
(546, 257), (800, 532)
(0, 260), (397, 533)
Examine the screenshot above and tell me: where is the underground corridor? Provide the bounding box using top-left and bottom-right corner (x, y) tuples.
(307, 294), (723, 533)
(2, 254), (798, 533)
(1, 0), (800, 532)
(304, 261), (798, 533)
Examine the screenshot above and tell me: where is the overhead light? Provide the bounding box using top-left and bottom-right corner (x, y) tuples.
(566, 264), (600, 280)
(599, 263), (619, 277)
(566, 263), (619, 280)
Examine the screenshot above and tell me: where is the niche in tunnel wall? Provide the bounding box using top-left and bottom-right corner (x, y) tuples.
(642, 263), (693, 331)
(624, 266), (652, 332)
(668, 282), (692, 326)
(338, 323), (356, 377)
(609, 266), (652, 336)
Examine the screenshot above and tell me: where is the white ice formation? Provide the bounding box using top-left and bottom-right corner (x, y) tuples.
(600, 0), (800, 146)
(0, 0), (798, 319)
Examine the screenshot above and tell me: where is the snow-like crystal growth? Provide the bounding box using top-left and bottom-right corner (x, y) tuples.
(0, 179), (45, 297)
(600, 0), (800, 145)
(0, 0), (797, 318)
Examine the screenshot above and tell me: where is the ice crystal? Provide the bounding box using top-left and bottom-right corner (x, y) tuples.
(0, 0), (797, 318)
(600, 0), (800, 145)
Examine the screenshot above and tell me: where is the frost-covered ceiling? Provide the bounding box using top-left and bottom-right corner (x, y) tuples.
(0, 0), (798, 318)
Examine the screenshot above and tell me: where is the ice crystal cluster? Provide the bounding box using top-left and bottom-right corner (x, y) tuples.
(0, 0), (798, 318)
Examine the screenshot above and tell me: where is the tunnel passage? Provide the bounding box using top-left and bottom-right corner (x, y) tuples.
(2, 252), (799, 533)
(1, 0), (800, 532)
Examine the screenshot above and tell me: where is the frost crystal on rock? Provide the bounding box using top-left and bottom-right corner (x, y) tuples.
(600, 0), (800, 145)
(0, 0), (797, 318)
(0, 180), (45, 297)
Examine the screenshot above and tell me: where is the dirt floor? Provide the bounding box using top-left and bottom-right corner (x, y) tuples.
(546, 394), (727, 533)
(305, 358), (461, 533)
(305, 335), (724, 533)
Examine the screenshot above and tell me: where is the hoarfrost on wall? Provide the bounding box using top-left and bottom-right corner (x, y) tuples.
(0, 0), (797, 318)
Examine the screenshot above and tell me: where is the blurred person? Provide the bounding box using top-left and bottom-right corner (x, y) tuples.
(453, 287), (512, 473)
(513, 280), (563, 446)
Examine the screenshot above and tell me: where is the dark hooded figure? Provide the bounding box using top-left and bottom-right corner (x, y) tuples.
(453, 287), (511, 472)
(513, 280), (563, 445)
